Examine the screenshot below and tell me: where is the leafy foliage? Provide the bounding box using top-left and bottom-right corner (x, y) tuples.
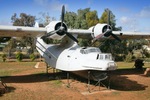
(1, 53), (7, 62)
(16, 52), (23, 62)
(29, 53), (36, 61)
(11, 13), (35, 26)
(11, 13), (36, 54)
(38, 12), (56, 26)
(86, 10), (99, 27)
(99, 8), (122, 31)
(64, 11), (77, 28)
(78, 38), (90, 47)
(3, 38), (17, 57)
(64, 8), (99, 29)
(124, 52), (133, 62)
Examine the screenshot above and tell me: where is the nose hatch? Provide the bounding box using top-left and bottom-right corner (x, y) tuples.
(107, 62), (117, 70)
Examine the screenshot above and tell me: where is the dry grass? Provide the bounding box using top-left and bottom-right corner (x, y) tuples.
(0, 62), (37, 76)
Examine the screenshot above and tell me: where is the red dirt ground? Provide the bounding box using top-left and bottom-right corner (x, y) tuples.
(0, 62), (150, 100)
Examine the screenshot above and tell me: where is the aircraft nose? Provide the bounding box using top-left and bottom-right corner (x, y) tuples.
(107, 62), (117, 70)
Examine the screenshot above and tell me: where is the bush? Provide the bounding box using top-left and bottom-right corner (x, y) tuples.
(16, 52), (23, 62)
(124, 53), (133, 62)
(2, 53), (7, 62)
(29, 53), (36, 61)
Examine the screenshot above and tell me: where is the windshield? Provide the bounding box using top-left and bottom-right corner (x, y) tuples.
(80, 47), (101, 54)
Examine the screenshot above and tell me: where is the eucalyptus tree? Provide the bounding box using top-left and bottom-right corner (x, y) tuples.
(11, 13), (36, 54)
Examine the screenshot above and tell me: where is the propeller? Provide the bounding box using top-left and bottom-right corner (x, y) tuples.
(91, 9), (121, 44)
(41, 5), (78, 43)
(105, 9), (121, 42)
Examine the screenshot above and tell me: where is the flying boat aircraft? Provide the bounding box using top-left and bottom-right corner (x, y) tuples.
(0, 5), (150, 83)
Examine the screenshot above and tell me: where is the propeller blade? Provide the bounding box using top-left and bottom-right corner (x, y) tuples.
(110, 33), (121, 42)
(65, 32), (78, 43)
(61, 5), (65, 26)
(107, 9), (110, 29)
(107, 9), (121, 42)
(41, 29), (60, 39)
(91, 33), (105, 44)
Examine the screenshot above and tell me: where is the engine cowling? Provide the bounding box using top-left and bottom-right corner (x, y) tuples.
(90, 23), (112, 38)
(45, 21), (67, 36)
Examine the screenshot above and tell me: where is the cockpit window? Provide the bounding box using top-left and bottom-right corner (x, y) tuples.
(80, 49), (86, 54)
(80, 48), (100, 54)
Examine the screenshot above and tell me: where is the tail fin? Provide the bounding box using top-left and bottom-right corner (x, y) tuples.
(34, 22), (39, 28)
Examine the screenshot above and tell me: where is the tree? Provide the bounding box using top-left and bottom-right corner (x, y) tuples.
(64, 8), (99, 29)
(99, 40), (128, 61)
(74, 8), (90, 29)
(86, 10), (99, 27)
(11, 13), (36, 54)
(3, 38), (17, 57)
(99, 8), (122, 31)
(11, 13), (35, 26)
(98, 8), (124, 61)
(38, 12), (56, 26)
(64, 11), (77, 28)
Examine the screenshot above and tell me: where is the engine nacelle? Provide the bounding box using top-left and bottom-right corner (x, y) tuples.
(90, 23), (112, 38)
(45, 21), (67, 36)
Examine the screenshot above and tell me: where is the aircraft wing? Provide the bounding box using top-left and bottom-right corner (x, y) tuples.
(68, 29), (150, 40)
(0, 25), (47, 37)
(1, 25), (150, 40)
(68, 29), (92, 39)
(68, 29), (92, 34)
(113, 31), (150, 39)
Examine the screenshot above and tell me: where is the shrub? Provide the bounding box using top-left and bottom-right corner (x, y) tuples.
(29, 53), (36, 61)
(16, 52), (23, 62)
(124, 53), (133, 62)
(2, 53), (7, 62)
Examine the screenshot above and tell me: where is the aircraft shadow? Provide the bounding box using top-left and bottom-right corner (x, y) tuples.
(107, 68), (148, 91)
(68, 69), (148, 91)
(109, 75), (148, 91)
(113, 68), (147, 75)
(2, 72), (67, 83)
(1, 69), (148, 91)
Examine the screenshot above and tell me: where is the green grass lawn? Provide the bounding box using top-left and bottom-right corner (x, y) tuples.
(0, 62), (37, 77)
(116, 62), (150, 69)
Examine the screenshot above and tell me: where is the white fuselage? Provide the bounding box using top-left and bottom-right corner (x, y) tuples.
(36, 37), (117, 72)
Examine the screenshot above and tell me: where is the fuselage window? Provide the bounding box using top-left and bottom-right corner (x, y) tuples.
(99, 55), (103, 60)
(105, 54), (112, 60)
(80, 49), (87, 54)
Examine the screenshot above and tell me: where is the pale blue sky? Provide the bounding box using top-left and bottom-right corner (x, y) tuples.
(0, 0), (150, 32)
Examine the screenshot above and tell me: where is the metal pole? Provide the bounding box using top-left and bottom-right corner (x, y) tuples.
(108, 71), (111, 90)
(88, 71), (91, 92)
(67, 72), (70, 87)
(46, 62), (48, 74)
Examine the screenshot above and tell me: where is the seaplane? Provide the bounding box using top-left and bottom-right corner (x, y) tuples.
(0, 5), (150, 87)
